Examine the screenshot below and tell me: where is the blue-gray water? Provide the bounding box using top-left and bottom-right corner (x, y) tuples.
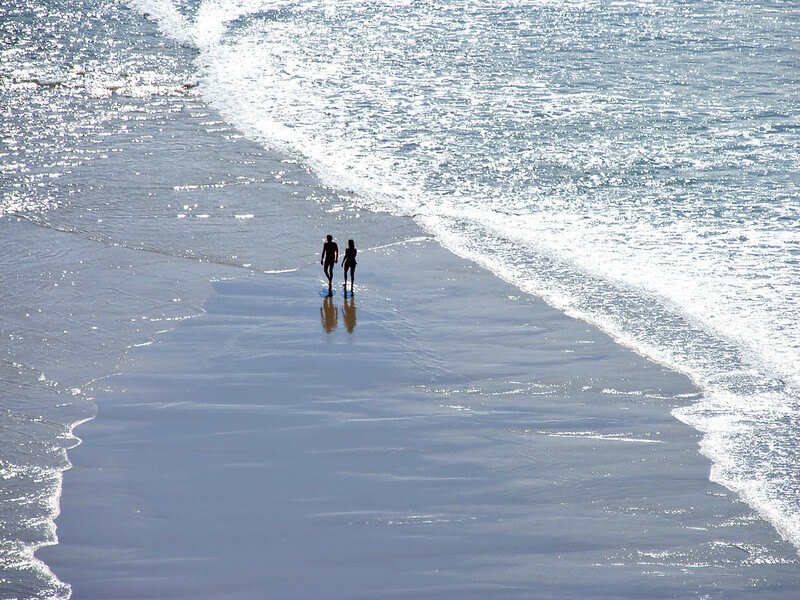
(2, 0), (800, 596)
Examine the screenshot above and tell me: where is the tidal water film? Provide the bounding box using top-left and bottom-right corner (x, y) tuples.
(3, 0), (800, 597)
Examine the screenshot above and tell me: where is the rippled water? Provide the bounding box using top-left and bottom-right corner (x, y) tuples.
(1, 0), (305, 595)
(1, 0), (402, 593)
(1, 2), (214, 594)
(3, 0), (800, 595)
(142, 0), (800, 547)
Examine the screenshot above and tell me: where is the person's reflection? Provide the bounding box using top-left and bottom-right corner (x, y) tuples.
(320, 295), (338, 333)
(342, 295), (356, 333)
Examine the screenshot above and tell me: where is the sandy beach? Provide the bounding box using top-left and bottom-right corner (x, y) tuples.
(8, 1), (800, 597)
(41, 237), (799, 599)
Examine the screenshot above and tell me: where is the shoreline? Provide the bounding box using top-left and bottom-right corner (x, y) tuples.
(8, 1), (800, 595)
(41, 235), (800, 598)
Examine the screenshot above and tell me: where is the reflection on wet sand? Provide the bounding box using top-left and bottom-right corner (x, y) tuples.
(343, 295), (356, 333)
(320, 295), (356, 333)
(320, 295), (337, 332)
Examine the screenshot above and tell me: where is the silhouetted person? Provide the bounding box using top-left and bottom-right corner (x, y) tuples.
(342, 239), (357, 296)
(342, 294), (356, 333)
(320, 295), (338, 333)
(320, 234), (338, 295)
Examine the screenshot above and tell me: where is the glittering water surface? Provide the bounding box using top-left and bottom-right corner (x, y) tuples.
(141, 0), (800, 547)
(1, 0), (318, 595)
(3, 0), (800, 595)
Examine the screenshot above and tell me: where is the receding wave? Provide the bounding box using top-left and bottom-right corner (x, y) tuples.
(131, 0), (800, 549)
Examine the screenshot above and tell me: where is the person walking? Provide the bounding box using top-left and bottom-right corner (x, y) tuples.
(320, 234), (338, 295)
(342, 239), (357, 296)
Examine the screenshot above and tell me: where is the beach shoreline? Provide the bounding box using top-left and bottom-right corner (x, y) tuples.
(40, 235), (800, 599)
(8, 0), (800, 597)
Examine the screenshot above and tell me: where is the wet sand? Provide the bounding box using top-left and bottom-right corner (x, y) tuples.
(42, 237), (799, 599)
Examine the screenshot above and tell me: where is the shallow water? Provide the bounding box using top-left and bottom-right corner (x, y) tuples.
(3, 0), (800, 595)
(138, 0), (800, 549)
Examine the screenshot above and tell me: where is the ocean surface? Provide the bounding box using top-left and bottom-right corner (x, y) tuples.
(2, 0), (800, 596)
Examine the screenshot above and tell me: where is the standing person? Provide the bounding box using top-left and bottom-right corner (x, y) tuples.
(320, 234), (338, 295)
(342, 239), (357, 296)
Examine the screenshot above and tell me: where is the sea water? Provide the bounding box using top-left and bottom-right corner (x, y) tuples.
(0, 0), (325, 594)
(2, 0), (800, 596)
(139, 0), (800, 548)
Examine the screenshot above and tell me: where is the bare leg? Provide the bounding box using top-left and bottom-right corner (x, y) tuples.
(324, 263), (333, 293)
(344, 267), (356, 294)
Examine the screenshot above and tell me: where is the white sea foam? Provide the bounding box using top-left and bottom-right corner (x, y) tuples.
(132, 0), (800, 550)
(126, 0), (194, 46)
